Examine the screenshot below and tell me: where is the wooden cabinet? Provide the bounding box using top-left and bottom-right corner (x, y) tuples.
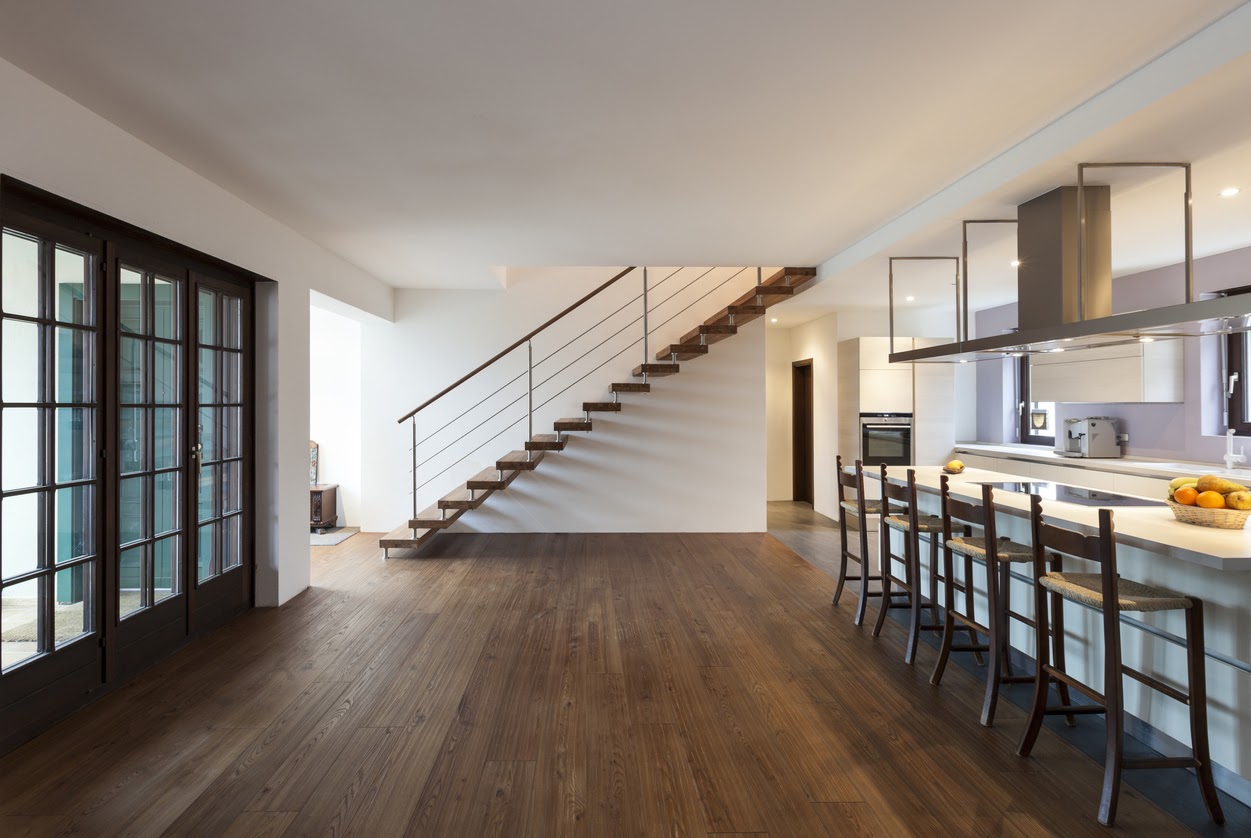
(310, 484), (338, 531)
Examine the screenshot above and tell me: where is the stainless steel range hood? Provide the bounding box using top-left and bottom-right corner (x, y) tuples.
(888, 162), (1251, 363)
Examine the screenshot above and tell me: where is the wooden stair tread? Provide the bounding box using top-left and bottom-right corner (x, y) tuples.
(380, 525), (436, 550)
(583, 402), (621, 412)
(680, 323), (737, 345)
(554, 417), (592, 432)
(466, 467), (520, 490)
(410, 504), (465, 529)
(704, 304), (765, 328)
(526, 433), (567, 451)
(655, 343), (708, 362)
(633, 363), (679, 377)
(497, 451), (544, 470)
(438, 486), (494, 509)
(729, 286), (792, 310)
(761, 267), (817, 287)
(611, 382), (651, 393)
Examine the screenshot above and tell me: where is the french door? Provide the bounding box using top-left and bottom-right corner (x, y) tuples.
(111, 253), (253, 677)
(0, 217), (104, 738)
(1, 188), (254, 751)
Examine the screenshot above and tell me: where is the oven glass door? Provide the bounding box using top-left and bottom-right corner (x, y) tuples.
(862, 424), (911, 466)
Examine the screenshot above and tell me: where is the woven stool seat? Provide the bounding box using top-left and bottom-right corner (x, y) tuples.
(884, 514), (944, 533)
(947, 535), (1033, 563)
(1039, 572), (1193, 613)
(840, 499), (881, 517)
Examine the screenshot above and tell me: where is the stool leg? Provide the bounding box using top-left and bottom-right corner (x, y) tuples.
(905, 529), (922, 665)
(1017, 564), (1051, 757)
(998, 560), (1014, 677)
(853, 515), (872, 626)
(980, 555), (1003, 727)
(872, 531), (894, 639)
(1045, 567), (1075, 730)
(1098, 602), (1125, 826)
(1186, 601), (1225, 825)
(927, 532), (940, 626)
(930, 545), (957, 686)
(962, 546), (984, 666)
(832, 516), (850, 606)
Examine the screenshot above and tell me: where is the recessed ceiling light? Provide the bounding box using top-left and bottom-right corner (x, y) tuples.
(770, 317), (778, 323)
(1010, 260), (1021, 268)
(1138, 336), (1155, 343)
(905, 295), (915, 302)
(1220, 186), (1241, 198)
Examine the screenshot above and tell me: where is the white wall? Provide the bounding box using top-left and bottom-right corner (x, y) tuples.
(765, 328), (793, 501)
(309, 304), (362, 527)
(360, 266), (768, 533)
(0, 56), (394, 605)
(788, 313), (841, 520)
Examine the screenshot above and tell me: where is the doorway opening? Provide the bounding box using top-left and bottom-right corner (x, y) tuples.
(792, 359), (814, 505)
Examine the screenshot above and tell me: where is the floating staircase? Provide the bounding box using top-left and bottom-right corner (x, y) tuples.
(381, 266), (817, 555)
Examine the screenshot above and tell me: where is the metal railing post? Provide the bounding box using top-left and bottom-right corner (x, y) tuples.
(411, 417), (418, 521)
(527, 339), (534, 459)
(642, 268), (649, 377)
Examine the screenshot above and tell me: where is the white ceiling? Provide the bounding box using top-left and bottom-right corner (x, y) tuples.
(0, 1), (1243, 290)
(779, 42), (1251, 325)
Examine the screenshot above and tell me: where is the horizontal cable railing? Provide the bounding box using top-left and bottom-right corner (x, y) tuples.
(398, 265), (775, 519)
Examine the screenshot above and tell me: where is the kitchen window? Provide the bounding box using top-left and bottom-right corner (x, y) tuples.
(1017, 356), (1055, 446)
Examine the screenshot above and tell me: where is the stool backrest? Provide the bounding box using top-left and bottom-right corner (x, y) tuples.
(836, 456), (868, 515)
(879, 465), (920, 531)
(1028, 495), (1120, 617)
(940, 476), (998, 544)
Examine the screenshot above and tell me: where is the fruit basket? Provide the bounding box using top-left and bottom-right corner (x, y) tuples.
(1166, 500), (1251, 530)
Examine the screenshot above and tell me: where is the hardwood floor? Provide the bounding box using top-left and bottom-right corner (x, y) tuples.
(0, 528), (1192, 836)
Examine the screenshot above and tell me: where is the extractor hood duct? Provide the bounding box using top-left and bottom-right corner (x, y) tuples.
(888, 162), (1251, 364)
(1017, 185), (1111, 330)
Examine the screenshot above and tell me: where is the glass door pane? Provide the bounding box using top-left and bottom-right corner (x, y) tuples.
(1, 228), (99, 671)
(195, 288), (245, 581)
(115, 265), (184, 618)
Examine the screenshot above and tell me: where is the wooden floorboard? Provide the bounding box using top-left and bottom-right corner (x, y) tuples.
(0, 528), (1193, 836)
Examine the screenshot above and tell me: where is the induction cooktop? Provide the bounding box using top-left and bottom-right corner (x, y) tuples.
(977, 481), (1164, 507)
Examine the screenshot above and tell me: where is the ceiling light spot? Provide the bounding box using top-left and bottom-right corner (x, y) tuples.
(1049, 348), (1065, 353)
(959, 359), (969, 364)
(1011, 260), (1021, 268)
(770, 318), (778, 323)
(1221, 186), (1241, 198)
(1138, 336), (1154, 343)
(905, 295), (915, 302)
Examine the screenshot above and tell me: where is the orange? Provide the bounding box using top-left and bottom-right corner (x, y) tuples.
(1174, 486), (1198, 505)
(1196, 491), (1226, 509)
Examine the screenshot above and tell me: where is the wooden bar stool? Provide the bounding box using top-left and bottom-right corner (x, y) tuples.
(833, 457), (884, 626)
(872, 466), (945, 664)
(929, 478), (1045, 726)
(1017, 497), (1224, 827)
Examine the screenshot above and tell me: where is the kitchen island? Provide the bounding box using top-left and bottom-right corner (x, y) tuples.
(861, 463), (1251, 802)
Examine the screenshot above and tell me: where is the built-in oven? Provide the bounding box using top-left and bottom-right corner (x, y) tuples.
(860, 412), (912, 467)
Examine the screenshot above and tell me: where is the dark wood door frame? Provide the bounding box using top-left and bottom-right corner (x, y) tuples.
(792, 359), (814, 505)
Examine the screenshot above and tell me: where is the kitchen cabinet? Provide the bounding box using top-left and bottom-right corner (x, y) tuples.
(1030, 339), (1183, 403)
(837, 336), (955, 466)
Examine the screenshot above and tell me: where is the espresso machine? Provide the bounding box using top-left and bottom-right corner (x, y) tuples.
(1056, 417), (1122, 458)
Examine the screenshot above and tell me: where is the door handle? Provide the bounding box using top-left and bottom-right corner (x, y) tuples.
(191, 442), (203, 462)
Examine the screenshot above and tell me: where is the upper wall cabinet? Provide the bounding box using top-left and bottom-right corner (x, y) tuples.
(1030, 339), (1183, 403)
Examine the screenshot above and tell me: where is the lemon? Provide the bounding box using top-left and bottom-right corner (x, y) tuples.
(946, 459), (964, 471)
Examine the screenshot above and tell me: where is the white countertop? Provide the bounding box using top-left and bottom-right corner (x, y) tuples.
(952, 442), (1251, 482)
(869, 465), (1251, 572)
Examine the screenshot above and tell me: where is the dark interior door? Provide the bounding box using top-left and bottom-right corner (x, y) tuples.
(792, 360), (814, 504)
